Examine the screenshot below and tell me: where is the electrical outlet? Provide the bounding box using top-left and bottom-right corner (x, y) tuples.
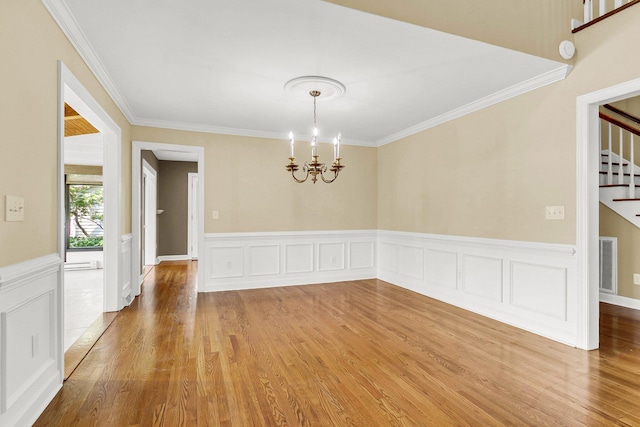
(634, 274), (640, 285)
(212, 210), (219, 220)
(545, 205), (565, 220)
(6, 195), (25, 222)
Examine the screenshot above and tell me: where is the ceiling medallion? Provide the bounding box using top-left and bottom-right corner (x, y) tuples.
(285, 77), (345, 184)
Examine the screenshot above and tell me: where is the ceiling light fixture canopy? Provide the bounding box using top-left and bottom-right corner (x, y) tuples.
(285, 77), (345, 184)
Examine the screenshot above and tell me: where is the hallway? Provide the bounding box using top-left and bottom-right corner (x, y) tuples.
(36, 260), (640, 425)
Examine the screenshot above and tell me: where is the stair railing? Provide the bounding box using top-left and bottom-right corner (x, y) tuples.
(584, 0), (627, 22)
(600, 112), (640, 198)
(574, 0), (639, 31)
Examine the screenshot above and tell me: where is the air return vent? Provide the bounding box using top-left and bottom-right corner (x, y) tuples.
(599, 237), (617, 294)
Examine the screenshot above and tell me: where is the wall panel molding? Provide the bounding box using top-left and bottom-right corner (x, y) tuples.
(377, 230), (579, 347)
(203, 230), (376, 291)
(0, 254), (63, 427)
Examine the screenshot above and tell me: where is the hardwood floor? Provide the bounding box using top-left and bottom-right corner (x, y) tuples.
(36, 261), (640, 426)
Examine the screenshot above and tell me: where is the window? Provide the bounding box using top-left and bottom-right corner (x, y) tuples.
(66, 184), (104, 250)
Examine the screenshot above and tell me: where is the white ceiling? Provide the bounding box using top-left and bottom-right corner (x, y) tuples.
(51, 0), (570, 146)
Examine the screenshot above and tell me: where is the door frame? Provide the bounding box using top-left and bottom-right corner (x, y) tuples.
(576, 76), (640, 350)
(132, 141), (205, 294)
(142, 159), (158, 266)
(188, 172), (199, 260)
(58, 61), (122, 314)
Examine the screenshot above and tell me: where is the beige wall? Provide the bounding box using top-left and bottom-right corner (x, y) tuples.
(324, 0), (581, 63)
(157, 161), (197, 256)
(377, 6), (640, 245)
(600, 204), (640, 299)
(0, 0), (132, 268)
(132, 127), (378, 233)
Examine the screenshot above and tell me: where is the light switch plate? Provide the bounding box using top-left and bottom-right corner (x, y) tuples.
(634, 274), (640, 285)
(545, 205), (565, 220)
(6, 195), (24, 222)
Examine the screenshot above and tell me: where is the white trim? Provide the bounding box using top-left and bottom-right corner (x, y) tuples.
(121, 234), (134, 306)
(376, 64), (573, 147)
(377, 230), (579, 347)
(134, 118), (375, 147)
(132, 141), (205, 294)
(156, 255), (192, 262)
(0, 255), (63, 427)
(58, 61), (122, 314)
(576, 77), (640, 350)
(0, 254), (61, 292)
(142, 160), (157, 266)
(203, 230), (377, 292)
(187, 173), (199, 260)
(600, 293), (640, 310)
(377, 230), (576, 257)
(42, 0), (136, 123)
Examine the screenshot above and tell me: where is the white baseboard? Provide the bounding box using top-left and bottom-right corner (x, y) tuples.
(0, 254), (63, 427)
(377, 230), (579, 347)
(203, 230), (377, 292)
(156, 255), (192, 263)
(600, 292), (640, 310)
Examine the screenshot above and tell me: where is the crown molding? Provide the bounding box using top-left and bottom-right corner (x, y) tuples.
(375, 63), (573, 147)
(43, 0), (570, 149)
(133, 117), (376, 147)
(41, 0), (137, 123)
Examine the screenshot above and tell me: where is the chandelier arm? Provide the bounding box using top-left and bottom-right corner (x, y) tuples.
(320, 168), (339, 184)
(290, 163), (310, 183)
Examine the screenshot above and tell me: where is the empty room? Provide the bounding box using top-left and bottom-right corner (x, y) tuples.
(2, 0), (640, 425)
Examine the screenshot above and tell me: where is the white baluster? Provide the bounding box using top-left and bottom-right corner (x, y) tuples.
(631, 133), (636, 199)
(619, 128), (624, 185)
(614, 0), (624, 8)
(584, 0), (593, 22)
(600, 0), (607, 16)
(608, 122), (613, 184)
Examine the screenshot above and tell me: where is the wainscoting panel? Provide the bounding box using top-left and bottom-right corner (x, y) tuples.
(461, 255), (503, 303)
(510, 262), (567, 321)
(249, 245), (280, 276)
(398, 245), (424, 280)
(377, 230), (579, 347)
(285, 244), (314, 274)
(208, 247), (244, 279)
(204, 231), (377, 291)
(121, 234), (133, 305)
(0, 254), (63, 427)
(318, 243), (345, 272)
(425, 249), (458, 290)
(349, 241), (375, 269)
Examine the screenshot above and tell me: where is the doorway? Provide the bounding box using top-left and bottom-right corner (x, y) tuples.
(577, 76), (640, 350)
(58, 62), (122, 375)
(131, 142), (204, 295)
(63, 131), (105, 352)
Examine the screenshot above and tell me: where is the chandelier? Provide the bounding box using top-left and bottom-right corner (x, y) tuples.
(285, 79), (345, 184)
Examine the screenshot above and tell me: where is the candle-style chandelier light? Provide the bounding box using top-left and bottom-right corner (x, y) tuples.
(285, 77), (345, 184)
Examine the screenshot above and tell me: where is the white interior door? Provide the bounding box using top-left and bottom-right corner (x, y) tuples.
(188, 173), (199, 259)
(143, 160), (157, 265)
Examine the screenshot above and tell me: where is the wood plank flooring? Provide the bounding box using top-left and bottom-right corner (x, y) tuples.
(36, 261), (640, 426)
